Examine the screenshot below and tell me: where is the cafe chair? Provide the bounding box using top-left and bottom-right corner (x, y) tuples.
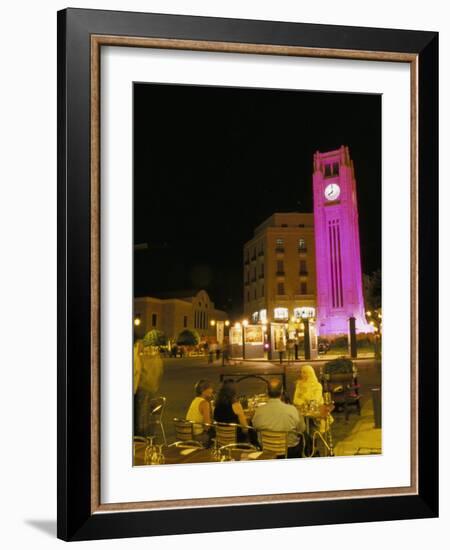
(168, 440), (204, 448)
(213, 422), (239, 446)
(324, 374), (361, 421)
(259, 430), (289, 458)
(133, 436), (148, 460)
(321, 360), (361, 421)
(173, 418), (196, 441)
(148, 396), (167, 444)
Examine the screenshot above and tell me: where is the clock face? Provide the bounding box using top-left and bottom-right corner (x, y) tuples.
(324, 183), (341, 201)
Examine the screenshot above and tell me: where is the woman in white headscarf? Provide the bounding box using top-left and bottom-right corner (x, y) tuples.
(293, 365), (332, 434)
(293, 365), (324, 407)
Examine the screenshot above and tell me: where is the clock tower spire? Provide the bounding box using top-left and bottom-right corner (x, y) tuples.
(313, 146), (373, 335)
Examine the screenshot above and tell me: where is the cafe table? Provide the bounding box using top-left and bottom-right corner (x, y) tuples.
(133, 442), (276, 466)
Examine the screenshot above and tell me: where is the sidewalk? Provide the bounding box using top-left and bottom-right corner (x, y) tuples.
(333, 399), (382, 456)
(227, 352), (375, 366)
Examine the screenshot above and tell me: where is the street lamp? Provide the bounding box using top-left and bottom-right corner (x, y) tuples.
(366, 309), (382, 359)
(242, 319), (248, 360)
(134, 316), (141, 327)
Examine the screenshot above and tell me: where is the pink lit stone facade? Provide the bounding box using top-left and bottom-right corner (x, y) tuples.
(313, 146), (373, 335)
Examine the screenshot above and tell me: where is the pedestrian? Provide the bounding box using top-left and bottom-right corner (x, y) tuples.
(222, 342), (231, 365)
(277, 336), (285, 364)
(287, 339), (295, 364)
(208, 342), (216, 363)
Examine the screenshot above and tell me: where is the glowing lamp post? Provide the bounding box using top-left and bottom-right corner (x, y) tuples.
(300, 309), (315, 361)
(242, 319), (248, 360)
(366, 310), (382, 359)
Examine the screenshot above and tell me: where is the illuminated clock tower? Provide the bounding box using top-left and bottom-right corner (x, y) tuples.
(313, 146), (373, 335)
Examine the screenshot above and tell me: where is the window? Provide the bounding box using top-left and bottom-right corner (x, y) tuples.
(247, 290), (250, 302)
(259, 309), (267, 323)
(298, 238), (306, 250)
(333, 162), (339, 175)
(324, 163), (331, 177)
(299, 260), (307, 274)
(254, 288), (257, 300)
(152, 313), (157, 327)
(281, 223), (288, 227)
(275, 238), (284, 251)
(300, 282), (308, 295)
(277, 282), (285, 295)
(183, 315), (188, 328)
(260, 263), (264, 277)
(261, 283), (264, 297)
(276, 260), (284, 274)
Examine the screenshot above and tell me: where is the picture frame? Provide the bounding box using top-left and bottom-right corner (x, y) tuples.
(57, 7), (438, 541)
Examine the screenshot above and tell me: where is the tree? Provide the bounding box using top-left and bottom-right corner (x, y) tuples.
(176, 329), (200, 346)
(363, 269), (381, 312)
(143, 329), (167, 347)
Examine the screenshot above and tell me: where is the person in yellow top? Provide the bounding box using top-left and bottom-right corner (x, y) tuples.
(186, 379), (214, 445)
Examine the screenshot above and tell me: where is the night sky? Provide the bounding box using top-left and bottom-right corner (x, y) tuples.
(134, 83), (381, 317)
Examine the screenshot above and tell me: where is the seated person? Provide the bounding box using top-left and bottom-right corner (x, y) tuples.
(293, 365), (324, 407)
(186, 379), (214, 445)
(252, 378), (305, 458)
(293, 365), (332, 433)
(213, 380), (248, 442)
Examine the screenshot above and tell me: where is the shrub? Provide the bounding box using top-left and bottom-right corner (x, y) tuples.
(176, 329), (200, 346)
(143, 329), (167, 347)
(324, 357), (354, 374)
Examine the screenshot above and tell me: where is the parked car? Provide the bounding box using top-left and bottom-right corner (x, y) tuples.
(318, 341), (330, 354)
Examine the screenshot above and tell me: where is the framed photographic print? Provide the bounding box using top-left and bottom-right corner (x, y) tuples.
(57, 8), (438, 541)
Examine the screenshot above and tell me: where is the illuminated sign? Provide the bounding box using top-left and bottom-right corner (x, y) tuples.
(294, 307), (315, 319)
(274, 307), (289, 320)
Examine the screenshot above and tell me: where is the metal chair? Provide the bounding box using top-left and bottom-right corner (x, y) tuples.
(133, 436), (148, 461)
(148, 396), (167, 444)
(213, 422), (239, 446)
(259, 429), (289, 458)
(173, 418), (196, 441)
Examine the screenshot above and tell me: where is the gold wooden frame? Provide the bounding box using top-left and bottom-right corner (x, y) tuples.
(90, 35), (418, 514)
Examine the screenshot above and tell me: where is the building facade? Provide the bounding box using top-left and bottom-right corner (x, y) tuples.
(243, 146), (373, 336)
(243, 212), (316, 325)
(134, 289), (228, 343)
